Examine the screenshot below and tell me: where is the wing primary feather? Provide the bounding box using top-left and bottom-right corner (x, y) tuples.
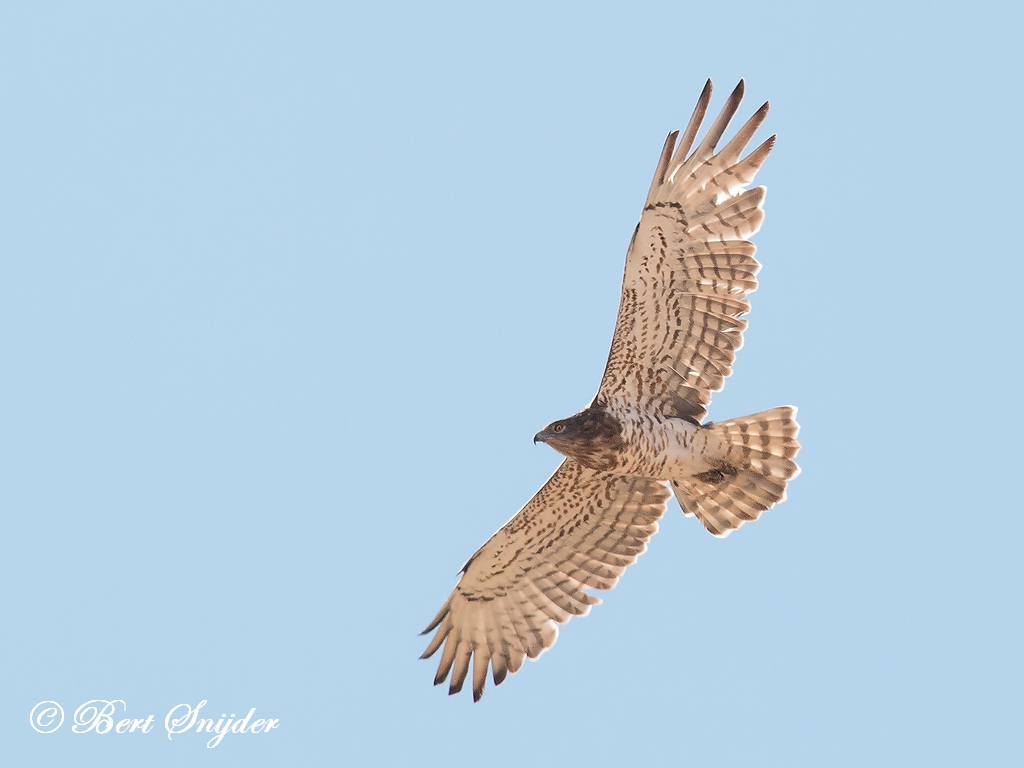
(492, 658), (509, 686)
(738, 134), (776, 181)
(711, 100), (769, 170)
(420, 621), (448, 659)
(485, 620), (509, 688)
(472, 649), (488, 703)
(448, 640), (473, 695)
(433, 633), (459, 686)
(670, 78), (712, 173)
(676, 79), (745, 181)
(420, 598), (451, 635)
(645, 130), (679, 207)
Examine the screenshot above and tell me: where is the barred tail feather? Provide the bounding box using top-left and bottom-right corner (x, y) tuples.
(673, 406), (800, 537)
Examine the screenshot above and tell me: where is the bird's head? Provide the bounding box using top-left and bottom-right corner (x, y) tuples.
(533, 406), (625, 471)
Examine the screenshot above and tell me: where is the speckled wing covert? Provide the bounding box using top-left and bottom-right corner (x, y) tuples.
(420, 460), (670, 702)
(597, 79), (773, 423)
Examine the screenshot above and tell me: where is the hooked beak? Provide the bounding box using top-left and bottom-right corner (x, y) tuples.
(533, 431), (546, 444)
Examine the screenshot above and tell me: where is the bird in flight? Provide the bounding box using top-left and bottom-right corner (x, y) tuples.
(422, 80), (800, 702)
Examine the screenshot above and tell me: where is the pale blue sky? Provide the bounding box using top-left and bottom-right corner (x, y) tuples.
(2, 2), (1022, 766)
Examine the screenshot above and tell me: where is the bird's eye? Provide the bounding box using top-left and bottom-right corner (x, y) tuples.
(553, 424), (564, 433)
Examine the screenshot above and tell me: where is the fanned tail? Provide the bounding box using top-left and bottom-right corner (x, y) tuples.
(672, 406), (800, 537)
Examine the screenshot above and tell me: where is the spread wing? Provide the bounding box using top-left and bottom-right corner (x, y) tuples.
(597, 79), (774, 423)
(421, 460), (671, 701)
